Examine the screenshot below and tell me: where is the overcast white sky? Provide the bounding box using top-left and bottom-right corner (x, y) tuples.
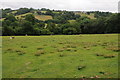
(0, 0), (119, 12)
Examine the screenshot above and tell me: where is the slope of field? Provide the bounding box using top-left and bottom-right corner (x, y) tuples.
(2, 34), (118, 78)
(0, 11), (95, 21)
(41, 11), (47, 13)
(75, 12), (96, 19)
(68, 20), (76, 23)
(15, 13), (32, 19)
(34, 15), (53, 21)
(1, 12), (53, 21)
(15, 12), (53, 21)
(0, 18), (5, 21)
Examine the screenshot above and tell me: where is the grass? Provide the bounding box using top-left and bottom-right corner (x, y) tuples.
(0, 18), (5, 21)
(34, 15), (53, 21)
(15, 13), (32, 19)
(34, 50), (45, 56)
(68, 20), (76, 23)
(41, 11), (47, 13)
(2, 34), (119, 78)
(7, 11), (17, 15)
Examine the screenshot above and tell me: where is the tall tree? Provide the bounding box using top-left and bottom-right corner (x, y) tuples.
(25, 14), (36, 25)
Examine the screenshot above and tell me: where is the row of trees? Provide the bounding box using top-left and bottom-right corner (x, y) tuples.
(80, 14), (119, 33)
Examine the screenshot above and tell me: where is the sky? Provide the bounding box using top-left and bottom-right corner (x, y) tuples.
(0, 0), (119, 12)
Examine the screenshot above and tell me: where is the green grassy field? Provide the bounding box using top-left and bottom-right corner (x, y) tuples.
(2, 34), (119, 78)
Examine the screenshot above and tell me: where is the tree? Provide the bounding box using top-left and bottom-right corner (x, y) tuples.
(82, 17), (106, 34)
(53, 25), (62, 34)
(41, 8), (49, 11)
(34, 22), (45, 29)
(3, 26), (15, 36)
(40, 29), (52, 35)
(106, 14), (120, 33)
(2, 8), (12, 18)
(63, 27), (77, 35)
(47, 23), (56, 33)
(34, 28), (41, 35)
(25, 14), (36, 25)
(5, 14), (16, 22)
(15, 8), (31, 15)
(21, 20), (34, 35)
(46, 10), (54, 16)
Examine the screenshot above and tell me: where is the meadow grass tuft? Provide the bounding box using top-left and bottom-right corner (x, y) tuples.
(65, 48), (73, 51)
(37, 47), (44, 50)
(21, 46), (27, 48)
(6, 48), (13, 52)
(96, 53), (104, 56)
(34, 50), (45, 56)
(59, 54), (64, 57)
(106, 47), (120, 52)
(15, 50), (26, 55)
(57, 49), (64, 52)
(104, 55), (115, 58)
(77, 65), (86, 70)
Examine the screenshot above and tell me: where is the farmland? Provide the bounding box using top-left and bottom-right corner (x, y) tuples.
(2, 34), (119, 78)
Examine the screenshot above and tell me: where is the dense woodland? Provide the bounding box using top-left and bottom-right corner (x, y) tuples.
(1, 8), (119, 36)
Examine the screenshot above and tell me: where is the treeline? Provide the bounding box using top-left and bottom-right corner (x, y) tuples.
(1, 8), (119, 36)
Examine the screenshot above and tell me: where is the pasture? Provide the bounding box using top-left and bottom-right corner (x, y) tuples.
(34, 15), (53, 21)
(2, 34), (119, 78)
(75, 12), (96, 19)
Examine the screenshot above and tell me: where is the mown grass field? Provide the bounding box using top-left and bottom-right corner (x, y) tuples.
(2, 34), (119, 78)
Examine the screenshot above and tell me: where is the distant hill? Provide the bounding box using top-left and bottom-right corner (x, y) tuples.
(1, 8), (100, 21)
(1, 8), (119, 36)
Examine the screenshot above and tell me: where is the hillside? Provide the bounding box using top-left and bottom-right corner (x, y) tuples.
(1, 8), (119, 36)
(74, 12), (96, 19)
(1, 8), (119, 78)
(1, 9), (96, 21)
